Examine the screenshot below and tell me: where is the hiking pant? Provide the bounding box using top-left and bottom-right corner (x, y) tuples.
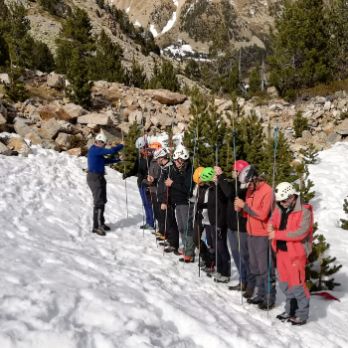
(87, 173), (107, 229)
(150, 190), (163, 232)
(163, 204), (179, 249)
(206, 225), (231, 277)
(175, 204), (195, 257)
(277, 250), (310, 320)
(228, 229), (249, 285)
(247, 235), (276, 303)
(139, 185), (154, 228)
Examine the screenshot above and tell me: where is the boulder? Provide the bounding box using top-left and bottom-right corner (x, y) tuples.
(25, 131), (43, 145)
(55, 132), (75, 150)
(47, 73), (65, 89)
(0, 141), (9, 155)
(77, 112), (111, 126)
(128, 110), (143, 124)
(327, 132), (342, 144)
(147, 89), (187, 105)
(39, 118), (62, 140)
(0, 73), (10, 85)
(335, 118), (348, 134)
(62, 103), (86, 120)
(38, 103), (70, 121)
(7, 136), (31, 156)
(67, 147), (82, 156)
(14, 118), (34, 138)
(267, 86), (279, 98)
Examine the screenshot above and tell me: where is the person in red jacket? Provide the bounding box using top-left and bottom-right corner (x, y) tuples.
(268, 182), (313, 325)
(234, 165), (276, 310)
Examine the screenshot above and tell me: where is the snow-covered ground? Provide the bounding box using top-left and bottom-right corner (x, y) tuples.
(0, 142), (348, 348)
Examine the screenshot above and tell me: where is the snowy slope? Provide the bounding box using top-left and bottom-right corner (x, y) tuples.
(0, 143), (347, 348)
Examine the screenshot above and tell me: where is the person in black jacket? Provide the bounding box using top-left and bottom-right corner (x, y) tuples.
(154, 147), (179, 251)
(165, 146), (195, 262)
(123, 136), (154, 230)
(215, 161), (250, 290)
(200, 167), (230, 283)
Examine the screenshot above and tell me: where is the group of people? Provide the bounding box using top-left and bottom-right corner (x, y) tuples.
(87, 133), (314, 326)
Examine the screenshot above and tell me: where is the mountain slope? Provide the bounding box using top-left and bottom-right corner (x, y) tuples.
(0, 143), (347, 347)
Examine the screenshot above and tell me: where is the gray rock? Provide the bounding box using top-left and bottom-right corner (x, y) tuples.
(0, 73), (10, 85)
(55, 132), (75, 150)
(39, 118), (62, 140)
(327, 132), (342, 144)
(14, 118), (34, 138)
(147, 89), (187, 105)
(62, 103), (86, 120)
(47, 73), (65, 89)
(0, 141), (9, 155)
(77, 112), (111, 126)
(0, 113), (6, 126)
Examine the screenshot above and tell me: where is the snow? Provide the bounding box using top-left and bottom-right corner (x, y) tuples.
(149, 24), (158, 38)
(0, 142), (348, 347)
(134, 20), (141, 27)
(161, 11), (177, 35)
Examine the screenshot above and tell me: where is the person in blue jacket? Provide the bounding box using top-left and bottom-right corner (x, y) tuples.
(87, 132), (124, 236)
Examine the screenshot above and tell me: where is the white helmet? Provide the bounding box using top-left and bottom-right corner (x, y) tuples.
(135, 136), (146, 149)
(275, 182), (297, 201)
(173, 146), (189, 160)
(95, 133), (107, 143)
(153, 148), (169, 160)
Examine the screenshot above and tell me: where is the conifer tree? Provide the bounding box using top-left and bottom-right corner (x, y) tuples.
(66, 48), (92, 108)
(183, 87), (226, 168)
(148, 60), (180, 92)
(5, 67), (28, 102)
(293, 111), (308, 138)
(268, 0), (332, 98)
(235, 112), (266, 169)
(88, 30), (125, 83)
(259, 128), (294, 184)
(248, 65), (261, 95)
(341, 197), (348, 230)
(114, 122), (141, 174)
(127, 58), (147, 88)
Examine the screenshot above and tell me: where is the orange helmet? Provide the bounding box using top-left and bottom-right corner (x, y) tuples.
(149, 141), (162, 150)
(193, 166), (205, 184)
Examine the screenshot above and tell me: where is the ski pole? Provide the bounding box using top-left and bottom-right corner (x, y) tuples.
(267, 126), (279, 314)
(121, 130), (129, 219)
(232, 127), (243, 304)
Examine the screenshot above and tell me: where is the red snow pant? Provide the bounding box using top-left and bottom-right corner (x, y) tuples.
(277, 250), (310, 298)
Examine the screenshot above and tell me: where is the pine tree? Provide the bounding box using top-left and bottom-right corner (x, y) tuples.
(114, 122), (141, 173)
(66, 48), (92, 108)
(235, 112), (266, 169)
(340, 197), (348, 230)
(148, 60), (180, 92)
(260, 128), (295, 184)
(127, 58), (147, 88)
(88, 30), (125, 83)
(293, 111), (308, 138)
(5, 67), (28, 102)
(268, 0), (332, 98)
(248, 65), (261, 95)
(183, 87), (226, 168)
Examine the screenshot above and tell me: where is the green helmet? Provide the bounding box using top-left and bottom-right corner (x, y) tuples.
(200, 167), (215, 182)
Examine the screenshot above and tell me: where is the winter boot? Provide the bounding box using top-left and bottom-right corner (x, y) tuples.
(288, 316), (307, 326)
(228, 283), (247, 291)
(214, 274), (230, 283)
(258, 301), (275, 311)
(92, 227), (106, 236)
(179, 255), (195, 263)
(101, 224), (111, 231)
(243, 287), (254, 299)
(164, 246), (177, 253)
(247, 297), (264, 305)
(276, 312), (293, 322)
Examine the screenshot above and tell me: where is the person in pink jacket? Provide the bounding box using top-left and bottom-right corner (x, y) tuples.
(234, 165), (276, 310)
(268, 182), (313, 325)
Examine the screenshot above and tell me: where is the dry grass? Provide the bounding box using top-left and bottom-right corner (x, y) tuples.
(26, 83), (64, 102)
(299, 79), (348, 98)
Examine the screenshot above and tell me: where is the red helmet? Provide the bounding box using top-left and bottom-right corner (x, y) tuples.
(233, 160), (249, 172)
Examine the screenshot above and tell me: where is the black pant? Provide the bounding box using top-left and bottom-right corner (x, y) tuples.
(87, 173), (107, 229)
(163, 204), (179, 249)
